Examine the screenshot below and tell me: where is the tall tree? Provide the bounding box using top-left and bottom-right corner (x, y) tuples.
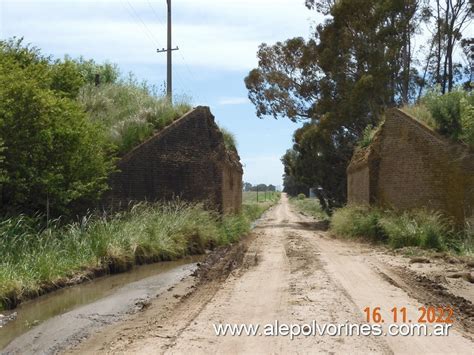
(246, 0), (424, 210)
(423, 0), (472, 93)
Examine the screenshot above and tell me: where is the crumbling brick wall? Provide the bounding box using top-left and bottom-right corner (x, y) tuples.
(221, 157), (243, 214)
(103, 106), (243, 214)
(347, 109), (474, 225)
(347, 150), (371, 205)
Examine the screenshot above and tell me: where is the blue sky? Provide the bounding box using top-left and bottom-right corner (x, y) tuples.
(0, 0), (321, 187)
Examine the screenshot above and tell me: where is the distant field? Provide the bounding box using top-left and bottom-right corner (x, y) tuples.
(243, 191), (280, 204)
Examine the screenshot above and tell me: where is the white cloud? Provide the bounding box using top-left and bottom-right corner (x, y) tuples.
(218, 97), (249, 105)
(1, 0), (317, 71)
(0, 0), (310, 186)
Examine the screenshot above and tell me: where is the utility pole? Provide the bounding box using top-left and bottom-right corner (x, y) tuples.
(157, 0), (179, 103)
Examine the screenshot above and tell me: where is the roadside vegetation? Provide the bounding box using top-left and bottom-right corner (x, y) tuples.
(0, 195), (276, 311)
(402, 90), (474, 149)
(0, 38), (197, 217)
(290, 196), (328, 221)
(78, 82), (191, 154)
(0, 38), (117, 216)
(0, 38), (248, 311)
(330, 205), (472, 254)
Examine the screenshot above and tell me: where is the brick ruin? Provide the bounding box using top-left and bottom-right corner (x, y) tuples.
(102, 106), (243, 214)
(347, 108), (474, 226)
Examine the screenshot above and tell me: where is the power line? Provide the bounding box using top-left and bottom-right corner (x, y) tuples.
(145, 1), (204, 104)
(178, 51), (204, 103)
(146, 0), (167, 31)
(122, 0), (160, 48)
(122, 1), (200, 104)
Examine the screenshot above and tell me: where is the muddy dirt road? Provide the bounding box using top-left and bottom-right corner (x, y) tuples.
(68, 194), (473, 354)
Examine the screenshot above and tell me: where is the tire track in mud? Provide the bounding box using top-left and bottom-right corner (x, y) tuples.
(375, 265), (474, 337)
(284, 231), (390, 354)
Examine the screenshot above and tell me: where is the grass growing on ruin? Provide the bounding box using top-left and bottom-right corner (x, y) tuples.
(290, 197), (328, 221)
(0, 198), (273, 310)
(78, 82), (191, 154)
(220, 127), (238, 152)
(330, 205), (472, 253)
(402, 90), (474, 148)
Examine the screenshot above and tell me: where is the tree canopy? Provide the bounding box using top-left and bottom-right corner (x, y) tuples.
(245, 0), (472, 211)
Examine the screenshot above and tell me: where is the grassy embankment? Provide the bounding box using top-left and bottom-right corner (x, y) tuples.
(290, 197), (472, 254)
(331, 206), (473, 254)
(0, 196), (277, 310)
(78, 82), (191, 154)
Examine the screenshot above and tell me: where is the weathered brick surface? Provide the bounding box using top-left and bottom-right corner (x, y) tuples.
(347, 109), (474, 225)
(102, 106), (243, 214)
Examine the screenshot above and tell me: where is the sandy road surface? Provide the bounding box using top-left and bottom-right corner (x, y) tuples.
(72, 194), (473, 354)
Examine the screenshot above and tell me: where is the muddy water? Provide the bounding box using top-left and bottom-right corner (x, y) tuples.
(0, 256), (202, 351)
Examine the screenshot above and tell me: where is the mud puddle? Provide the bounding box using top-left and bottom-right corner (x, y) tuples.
(0, 256), (202, 352)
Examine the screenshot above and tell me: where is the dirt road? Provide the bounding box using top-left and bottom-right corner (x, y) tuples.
(71, 194), (473, 354)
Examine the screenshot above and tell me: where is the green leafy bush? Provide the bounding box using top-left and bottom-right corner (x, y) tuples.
(0, 51), (115, 216)
(331, 205), (385, 242)
(297, 193), (306, 200)
(459, 96), (474, 147)
(423, 90), (465, 140)
(73, 56), (120, 85)
(404, 89), (474, 148)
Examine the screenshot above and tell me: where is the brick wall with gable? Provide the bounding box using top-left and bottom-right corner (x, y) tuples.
(102, 106), (243, 214)
(347, 109), (474, 225)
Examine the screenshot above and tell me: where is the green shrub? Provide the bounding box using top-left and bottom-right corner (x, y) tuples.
(73, 56), (120, 85)
(460, 96), (474, 147)
(0, 192), (278, 310)
(405, 89), (474, 148)
(422, 89), (466, 140)
(297, 193), (306, 200)
(0, 56), (115, 216)
(379, 213), (423, 248)
(78, 83), (191, 153)
(331, 206), (386, 242)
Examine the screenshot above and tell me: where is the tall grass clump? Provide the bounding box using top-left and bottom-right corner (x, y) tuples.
(219, 127), (237, 152)
(459, 224), (474, 254)
(358, 125), (377, 148)
(331, 205), (386, 242)
(78, 82), (191, 153)
(0, 195), (277, 310)
(331, 205), (453, 250)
